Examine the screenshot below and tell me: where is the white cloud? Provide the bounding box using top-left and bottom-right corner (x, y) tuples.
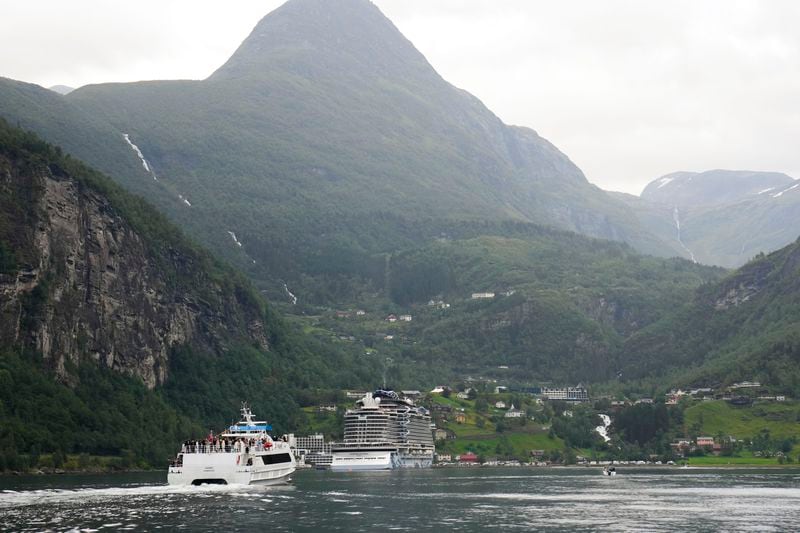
(1, 0), (798, 194)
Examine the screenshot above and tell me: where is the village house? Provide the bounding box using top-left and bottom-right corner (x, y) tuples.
(495, 401), (507, 409)
(355, 309), (366, 316)
(455, 388), (474, 400)
(430, 385), (447, 394)
(455, 412), (467, 424)
(696, 436), (715, 447)
(504, 405), (525, 418)
(316, 405), (337, 413)
(401, 390), (422, 400)
(730, 381), (761, 389)
(471, 292), (495, 299)
(434, 428), (455, 440)
(335, 310), (351, 318)
(386, 314), (397, 322)
(436, 454), (453, 462)
(495, 386), (508, 394)
(398, 314), (412, 322)
(541, 385), (590, 402)
(459, 451), (479, 463)
(670, 440), (691, 456)
(665, 389), (686, 405)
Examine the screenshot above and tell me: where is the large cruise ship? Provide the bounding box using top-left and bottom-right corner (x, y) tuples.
(168, 404), (296, 485)
(331, 389), (434, 471)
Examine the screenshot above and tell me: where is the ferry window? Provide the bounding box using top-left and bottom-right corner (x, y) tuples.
(261, 453), (292, 465)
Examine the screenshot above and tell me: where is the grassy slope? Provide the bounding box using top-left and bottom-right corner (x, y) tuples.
(684, 401), (800, 441)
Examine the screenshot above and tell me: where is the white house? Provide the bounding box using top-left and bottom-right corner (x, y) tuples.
(505, 404), (525, 418)
(472, 292), (495, 299)
(399, 314), (412, 322)
(495, 401), (507, 409)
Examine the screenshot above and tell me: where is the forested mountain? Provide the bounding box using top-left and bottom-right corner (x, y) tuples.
(0, 120), (377, 467)
(376, 230), (723, 383)
(619, 236), (800, 395)
(50, 0), (670, 301)
(618, 170), (800, 268)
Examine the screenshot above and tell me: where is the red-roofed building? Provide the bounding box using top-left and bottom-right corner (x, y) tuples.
(459, 451), (478, 463)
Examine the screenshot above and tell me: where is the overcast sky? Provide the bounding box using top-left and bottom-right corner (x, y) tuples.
(1, 0), (798, 194)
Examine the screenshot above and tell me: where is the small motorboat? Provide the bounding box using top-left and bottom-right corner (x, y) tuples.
(602, 466), (617, 476)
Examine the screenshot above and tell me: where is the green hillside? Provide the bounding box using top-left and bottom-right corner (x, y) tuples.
(619, 237), (800, 395)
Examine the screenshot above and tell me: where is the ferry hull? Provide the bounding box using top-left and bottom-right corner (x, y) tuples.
(167, 451), (295, 486)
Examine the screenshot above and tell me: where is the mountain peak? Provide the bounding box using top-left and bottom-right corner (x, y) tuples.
(641, 169), (796, 208)
(209, 0), (435, 82)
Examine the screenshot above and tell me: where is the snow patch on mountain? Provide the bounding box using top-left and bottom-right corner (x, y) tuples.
(657, 177), (674, 189)
(772, 183), (799, 198)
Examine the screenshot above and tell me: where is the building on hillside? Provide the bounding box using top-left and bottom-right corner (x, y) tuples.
(495, 386), (508, 394)
(434, 428), (455, 440)
(459, 451), (479, 463)
(335, 310), (351, 318)
(471, 292), (495, 299)
(386, 314), (398, 322)
(696, 436), (715, 447)
(635, 398), (654, 405)
(289, 433), (333, 467)
(316, 405), (337, 413)
(505, 405), (525, 418)
(541, 385), (589, 402)
(430, 386), (446, 394)
(398, 314), (412, 322)
(455, 412), (467, 424)
(777, 395), (786, 401)
(345, 390), (367, 399)
(402, 390), (422, 399)
(665, 389), (687, 405)
(436, 453), (453, 462)
(495, 401), (507, 409)
(730, 381), (761, 389)
(356, 309), (366, 316)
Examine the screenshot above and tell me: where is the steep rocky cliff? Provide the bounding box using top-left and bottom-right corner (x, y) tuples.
(0, 122), (270, 389)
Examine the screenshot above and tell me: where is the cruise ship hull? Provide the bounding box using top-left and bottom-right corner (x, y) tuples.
(331, 449), (433, 471)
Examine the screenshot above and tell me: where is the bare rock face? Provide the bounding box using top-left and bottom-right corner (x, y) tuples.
(0, 158), (269, 389)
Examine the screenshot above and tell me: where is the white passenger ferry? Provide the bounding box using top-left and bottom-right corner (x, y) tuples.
(168, 404), (295, 486)
(331, 390), (434, 471)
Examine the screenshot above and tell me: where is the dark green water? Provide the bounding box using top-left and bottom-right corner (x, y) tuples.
(1, 467), (799, 531)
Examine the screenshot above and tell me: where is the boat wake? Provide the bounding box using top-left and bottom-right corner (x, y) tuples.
(0, 482), (292, 509)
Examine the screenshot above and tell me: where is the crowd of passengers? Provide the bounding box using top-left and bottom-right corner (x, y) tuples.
(181, 436), (276, 454)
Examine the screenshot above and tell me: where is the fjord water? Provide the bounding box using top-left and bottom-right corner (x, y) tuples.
(1, 468), (799, 531)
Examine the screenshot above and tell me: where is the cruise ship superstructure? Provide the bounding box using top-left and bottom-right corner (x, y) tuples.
(331, 389), (434, 471)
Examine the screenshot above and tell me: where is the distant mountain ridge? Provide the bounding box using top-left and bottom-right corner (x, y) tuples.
(641, 169), (797, 208)
(619, 169), (800, 268)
